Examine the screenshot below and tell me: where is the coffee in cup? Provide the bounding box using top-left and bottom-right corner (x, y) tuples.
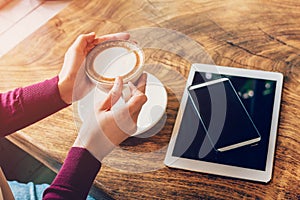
(85, 40), (144, 93)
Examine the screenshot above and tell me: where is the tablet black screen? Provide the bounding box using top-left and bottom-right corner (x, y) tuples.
(172, 72), (276, 170)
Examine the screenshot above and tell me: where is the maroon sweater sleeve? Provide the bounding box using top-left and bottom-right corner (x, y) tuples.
(43, 147), (101, 199)
(0, 76), (69, 137)
(0, 77), (102, 199)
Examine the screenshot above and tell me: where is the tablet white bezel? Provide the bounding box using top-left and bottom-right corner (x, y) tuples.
(164, 63), (283, 183)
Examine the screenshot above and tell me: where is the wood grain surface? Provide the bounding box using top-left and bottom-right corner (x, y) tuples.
(0, 0), (299, 199)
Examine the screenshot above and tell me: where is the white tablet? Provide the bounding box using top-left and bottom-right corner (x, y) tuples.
(164, 64), (283, 183)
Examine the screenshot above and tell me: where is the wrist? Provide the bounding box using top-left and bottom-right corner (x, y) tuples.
(73, 122), (116, 162)
(58, 76), (73, 104)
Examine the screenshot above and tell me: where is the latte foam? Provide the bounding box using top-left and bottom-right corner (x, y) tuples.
(93, 47), (139, 81)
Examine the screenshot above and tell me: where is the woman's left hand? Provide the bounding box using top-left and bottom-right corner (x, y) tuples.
(58, 32), (130, 104)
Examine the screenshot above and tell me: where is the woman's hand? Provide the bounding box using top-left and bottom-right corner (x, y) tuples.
(73, 74), (147, 161)
(58, 32), (130, 104)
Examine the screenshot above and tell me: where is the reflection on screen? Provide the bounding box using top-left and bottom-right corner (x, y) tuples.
(188, 79), (261, 152)
(172, 72), (276, 170)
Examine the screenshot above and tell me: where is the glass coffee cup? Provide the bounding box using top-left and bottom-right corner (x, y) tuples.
(85, 40), (144, 100)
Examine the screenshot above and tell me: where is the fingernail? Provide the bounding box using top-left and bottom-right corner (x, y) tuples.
(111, 77), (119, 91)
(115, 32), (130, 39)
(128, 81), (135, 88)
(115, 77), (121, 86)
(117, 32), (129, 35)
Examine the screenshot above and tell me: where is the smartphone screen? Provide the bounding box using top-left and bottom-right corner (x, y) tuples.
(188, 78), (261, 152)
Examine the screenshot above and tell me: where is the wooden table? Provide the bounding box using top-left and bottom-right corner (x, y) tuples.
(0, 0), (299, 199)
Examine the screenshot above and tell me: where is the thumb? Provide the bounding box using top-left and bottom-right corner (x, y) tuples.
(99, 77), (123, 111)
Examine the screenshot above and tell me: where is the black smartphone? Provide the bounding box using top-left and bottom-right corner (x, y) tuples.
(188, 78), (261, 152)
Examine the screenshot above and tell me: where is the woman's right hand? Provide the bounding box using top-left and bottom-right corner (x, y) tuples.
(73, 74), (147, 161)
